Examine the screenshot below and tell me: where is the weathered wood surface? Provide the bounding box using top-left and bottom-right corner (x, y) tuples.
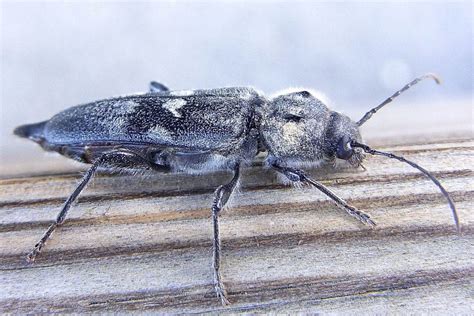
(1, 135), (473, 313)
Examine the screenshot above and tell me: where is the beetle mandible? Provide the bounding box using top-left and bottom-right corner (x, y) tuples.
(14, 74), (459, 305)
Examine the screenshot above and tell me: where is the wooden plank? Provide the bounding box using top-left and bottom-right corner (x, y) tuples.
(0, 136), (473, 313)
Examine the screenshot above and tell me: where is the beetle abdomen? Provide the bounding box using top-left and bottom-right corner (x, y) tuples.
(13, 121), (48, 143)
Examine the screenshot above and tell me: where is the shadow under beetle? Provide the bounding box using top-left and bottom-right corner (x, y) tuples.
(14, 74), (460, 305)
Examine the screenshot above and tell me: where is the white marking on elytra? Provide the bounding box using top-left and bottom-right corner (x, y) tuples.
(103, 100), (141, 134)
(163, 99), (187, 118)
(170, 90), (194, 97)
(149, 125), (173, 142)
(111, 100), (140, 115)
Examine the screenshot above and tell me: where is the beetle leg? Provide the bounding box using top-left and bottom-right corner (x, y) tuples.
(272, 164), (376, 227)
(149, 81), (170, 93)
(26, 149), (167, 263)
(211, 163), (240, 305)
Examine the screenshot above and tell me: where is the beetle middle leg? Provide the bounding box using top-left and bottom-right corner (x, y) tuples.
(272, 164), (376, 226)
(26, 148), (168, 262)
(211, 162), (240, 305)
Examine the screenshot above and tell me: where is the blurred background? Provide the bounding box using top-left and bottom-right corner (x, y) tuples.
(1, 1), (472, 176)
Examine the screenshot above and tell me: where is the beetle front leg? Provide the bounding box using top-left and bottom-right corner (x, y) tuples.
(211, 163), (240, 305)
(272, 164), (376, 227)
(26, 149), (166, 263)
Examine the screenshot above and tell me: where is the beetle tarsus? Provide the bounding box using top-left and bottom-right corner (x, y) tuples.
(215, 284), (231, 306)
(26, 245), (40, 263)
(26, 222), (58, 263)
(349, 209), (376, 227)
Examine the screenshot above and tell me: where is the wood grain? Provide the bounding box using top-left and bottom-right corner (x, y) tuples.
(0, 137), (473, 314)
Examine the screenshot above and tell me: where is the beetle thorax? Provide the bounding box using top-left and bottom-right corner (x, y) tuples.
(258, 91), (332, 164)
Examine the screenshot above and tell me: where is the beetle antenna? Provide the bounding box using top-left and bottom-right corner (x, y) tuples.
(357, 73), (441, 126)
(351, 141), (460, 233)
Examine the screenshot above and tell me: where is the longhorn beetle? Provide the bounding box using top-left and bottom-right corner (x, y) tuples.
(14, 74), (459, 305)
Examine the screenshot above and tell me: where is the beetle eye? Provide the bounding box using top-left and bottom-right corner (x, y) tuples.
(283, 113), (303, 123)
(336, 135), (354, 160)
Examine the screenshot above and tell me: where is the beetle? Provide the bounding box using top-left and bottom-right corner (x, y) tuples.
(14, 74), (459, 305)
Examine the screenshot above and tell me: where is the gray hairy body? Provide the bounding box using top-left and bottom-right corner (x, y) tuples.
(15, 87), (361, 173)
(14, 74), (458, 306)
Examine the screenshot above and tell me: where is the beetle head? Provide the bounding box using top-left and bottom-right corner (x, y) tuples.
(324, 112), (365, 167)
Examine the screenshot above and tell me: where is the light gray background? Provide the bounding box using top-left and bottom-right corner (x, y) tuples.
(1, 1), (472, 174)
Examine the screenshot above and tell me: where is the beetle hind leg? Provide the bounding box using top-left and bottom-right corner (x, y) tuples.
(211, 163), (240, 305)
(26, 149), (168, 262)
